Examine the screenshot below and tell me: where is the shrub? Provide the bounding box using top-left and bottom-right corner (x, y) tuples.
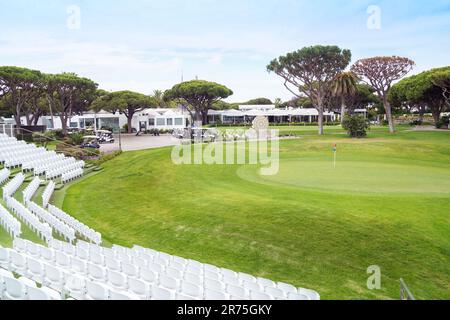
(69, 132), (85, 146)
(342, 115), (370, 138)
(436, 116), (449, 129)
(89, 150), (122, 166)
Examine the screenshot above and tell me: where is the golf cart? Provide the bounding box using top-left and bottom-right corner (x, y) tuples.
(174, 128), (219, 142)
(96, 130), (115, 144)
(80, 136), (101, 149)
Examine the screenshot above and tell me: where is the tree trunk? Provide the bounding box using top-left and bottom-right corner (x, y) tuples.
(383, 96), (395, 133)
(201, 110), (209, 126)
(317, 105), (324, 135)
(431, 109), (441, 128)
(340, 98), (346, 125)
(194, 111), (203, 127)
(127, 116), (133, 134)
(60, 117), (68, 135)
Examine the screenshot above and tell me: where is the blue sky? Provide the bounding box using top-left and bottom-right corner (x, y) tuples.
(0, 0), (449, 102)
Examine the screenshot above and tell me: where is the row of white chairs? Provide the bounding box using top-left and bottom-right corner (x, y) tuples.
(61, 168), (84, 184)
(46, 162), (85, 180)
(0, 134), (84, 182)
(48, 204), (101, 244)
(0, 266), (62, 300)
(0, 245), (157, 300)
(0, 168), (10, 185)
(45, 239), (318, 300)
(42, 181), (55, 208)
(22, 177), (41, 205)
(28, 202), (76, 243)
(2, 173), (25, 200)
(5, 196), (53, 242)
(0, 203), (21, 238)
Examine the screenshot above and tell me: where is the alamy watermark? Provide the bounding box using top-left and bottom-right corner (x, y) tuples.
(367, 5), (382, 30)
(67, 5), (81, 30)
(171, 127), (280, 176)
(367, 265), (381, 290)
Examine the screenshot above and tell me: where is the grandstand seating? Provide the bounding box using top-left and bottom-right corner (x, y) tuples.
(0, 204), (21, 238)
(22, 177), (41, 205)
(48, 205), (101, 245)
(4, 197), (53, 242)
(2, 173), (25, 200)
(42, 181), (55, 208)
(0, 168), (10, 186)
(0, 134), (84, 182)
(28, 202), (76, 243)
(0, 239), (321, 300)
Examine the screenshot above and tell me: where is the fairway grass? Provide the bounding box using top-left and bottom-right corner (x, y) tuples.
(57, 128), (450, 299)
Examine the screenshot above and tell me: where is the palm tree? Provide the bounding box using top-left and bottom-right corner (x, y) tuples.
(331, 72), (358, 124)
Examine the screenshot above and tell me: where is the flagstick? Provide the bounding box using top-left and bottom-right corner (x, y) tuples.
(333, 151), (337, 169)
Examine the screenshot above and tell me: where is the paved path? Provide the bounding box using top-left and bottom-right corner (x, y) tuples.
(100, 134), (181, 153)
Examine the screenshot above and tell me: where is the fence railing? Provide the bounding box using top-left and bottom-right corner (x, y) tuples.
(0, 124), (15, 137)
(400, 278), (416, 300)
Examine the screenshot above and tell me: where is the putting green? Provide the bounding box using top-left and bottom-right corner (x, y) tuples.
(237, 159), (450, 194)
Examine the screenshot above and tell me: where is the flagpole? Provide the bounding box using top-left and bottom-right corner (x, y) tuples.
(334, 150), (337, 169)
(333, 144), (337, 169)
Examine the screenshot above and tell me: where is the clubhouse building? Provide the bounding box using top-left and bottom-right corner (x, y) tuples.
(13, 105), (348, 132)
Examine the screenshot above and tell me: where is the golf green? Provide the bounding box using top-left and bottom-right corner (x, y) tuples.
(238, 159), (450, 194)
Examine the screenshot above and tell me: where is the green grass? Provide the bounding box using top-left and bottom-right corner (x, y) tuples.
(3, 126), (449, 299)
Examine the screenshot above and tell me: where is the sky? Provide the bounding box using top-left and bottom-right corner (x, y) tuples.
(0, 0), (449, 102)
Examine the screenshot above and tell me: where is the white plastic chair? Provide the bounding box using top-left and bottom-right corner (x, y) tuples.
(204, 278), (225, 292)
(250, 290), (273, 300)
(27, 286), (51, 300)
(265, 287), (285, 299)
(184, 272), (203, 286)
(166, 267), (183, 280)
(39, 246), (55, 264)
(204, 289), (228, 300)
(4, 277), (26, 300)
(159, 274), (179, 291)
(26, 241), (41, 258)
(226, 284), (248, 299)
(89, 251), (105, 265)
(109, 289), (140, 300)
(105, 256), (121, 272)
(180, 281), (202, 299)
(257, 277), (276, 289)
(242, 280), (262, 292)
(204, 270), (221, 281)
(297, 288), (320, 300)
(10, 251), (27, 274)
(88, 263), (107, 282)
(287, 292), (311, 300)
(107, 270), (128, 291)
(0, 247), (10, 269)
(140, 268), (157, 284)
(151, 286), (174, 300)
(71, 257), (88, 274)
(277, 282), (297, 295)
(85, 281), (109, 300)
(76, 247), (89, 261)
(55, 251), (71, 269)
(13, 238), (28, 252)
(44, 264), (66, 291)
(121, 262), (139, 278)
(63, 275), (86, 300)
(26, 257), (45, 283)
(128, 277), (150, 299)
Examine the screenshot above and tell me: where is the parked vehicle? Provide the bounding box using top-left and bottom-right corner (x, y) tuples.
(80, 136), (101, 149)
(96, 130), (115, 144)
